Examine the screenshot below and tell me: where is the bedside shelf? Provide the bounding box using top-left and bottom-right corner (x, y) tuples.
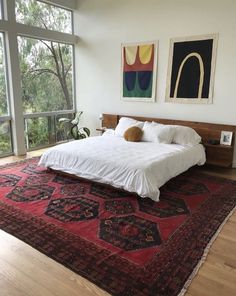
(96, 128), (106, 132)
(205, 159), (233, 167)
(96, 128), (108, 135)
(204, 143), (234, 167)
(204, 143), (233, 149)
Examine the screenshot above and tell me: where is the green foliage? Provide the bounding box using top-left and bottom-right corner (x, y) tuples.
(15, 0), (72, 33)
(25, 113), (76, 150)
(0, 35), (11, 155)
(0, 122), (12, 155)
(56, 113), (74, 141)
(0, 137), (11, 154)
(0, 69), (7, 116)
(71, 126), (90, 140)
(16, 0), (73, 114)
(59, 112), (90, 140)
(0, 35), (8, 116)
(18, 37), (73, 113)
(15, 1), (74, 151)
(25, 117), (50, 149)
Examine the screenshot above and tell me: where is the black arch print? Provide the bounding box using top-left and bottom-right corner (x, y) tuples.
(166, 34), (218, 104)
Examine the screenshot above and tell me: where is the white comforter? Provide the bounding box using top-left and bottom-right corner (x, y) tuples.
(38, 133), (206, 201)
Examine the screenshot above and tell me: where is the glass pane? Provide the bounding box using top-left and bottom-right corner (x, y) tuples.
(15, 0), (72, 33)
(0, 121), (12, 156)
(0, 33), (8, 116)
(18, 37), (73, 113)
(25, 113), (74, 150)
(25, 116), (54, 149)
(56, 113), (74, 142)
(0, 1), (2, 19)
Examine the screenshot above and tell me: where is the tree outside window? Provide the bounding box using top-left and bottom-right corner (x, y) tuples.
(16, 1), (74, 150)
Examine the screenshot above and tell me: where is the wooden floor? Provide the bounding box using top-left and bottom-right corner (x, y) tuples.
(0, 150), (235, 296)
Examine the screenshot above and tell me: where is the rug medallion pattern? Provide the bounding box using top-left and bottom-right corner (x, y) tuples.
(0, 157), (235, 296)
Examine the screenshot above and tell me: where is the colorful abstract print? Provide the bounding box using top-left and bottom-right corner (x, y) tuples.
(123, 43), (155, 98)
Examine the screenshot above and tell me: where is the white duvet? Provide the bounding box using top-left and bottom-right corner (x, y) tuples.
(38, 133), (206, 201)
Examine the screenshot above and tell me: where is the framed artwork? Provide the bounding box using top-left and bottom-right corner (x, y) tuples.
(121, 41), (158, 102)
(220, 131), (233, 146)
(165, 34), (218, 104)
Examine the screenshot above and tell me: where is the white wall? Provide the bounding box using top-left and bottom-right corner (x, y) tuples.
(74, 0), (236, 162)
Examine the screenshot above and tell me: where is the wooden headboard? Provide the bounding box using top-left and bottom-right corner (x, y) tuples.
(102, 114), (236, 167)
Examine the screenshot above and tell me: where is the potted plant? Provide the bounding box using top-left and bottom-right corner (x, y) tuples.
(59, 111), (90, 140)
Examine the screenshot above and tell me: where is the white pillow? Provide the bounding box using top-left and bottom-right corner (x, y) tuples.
(115, 117), (144, 137)
(142, 121), (174, 144)
(102, 129), (115, 137)
(172, 125), (201, 146)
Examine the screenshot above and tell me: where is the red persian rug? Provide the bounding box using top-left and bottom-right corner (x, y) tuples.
(0, 158), (235, 296)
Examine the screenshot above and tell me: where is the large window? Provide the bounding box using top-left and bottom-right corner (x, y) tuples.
(0, 0), (77, 157)
(0, 33), (12, 156)
(18, 37), (73, 113)
(15, 0), (72, 33)
(0, 1), (2, 19)
(0, 34), (8, 117)
(18, 35), (74, 149)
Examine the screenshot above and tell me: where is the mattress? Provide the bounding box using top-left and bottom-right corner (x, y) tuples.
(38, 133), (206, 201)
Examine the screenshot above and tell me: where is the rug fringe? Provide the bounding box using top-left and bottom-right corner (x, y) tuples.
(178, 205), (236, 296)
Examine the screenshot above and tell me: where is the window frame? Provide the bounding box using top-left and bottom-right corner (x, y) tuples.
(39, 0), (77, 11)
(0, 0), (78, 157)
(15, 0), (74, 34)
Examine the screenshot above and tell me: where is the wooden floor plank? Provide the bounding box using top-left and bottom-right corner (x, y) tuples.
(187, 273), (235, 296)
(0, 230), (109, 296)
(0, 150), (235, 296)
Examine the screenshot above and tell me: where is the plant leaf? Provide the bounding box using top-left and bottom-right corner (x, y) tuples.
(59, 118), (70, 123)
(71, 111), (83, 125)
(78, 134), (86, 139)
(83, 127), (90, 137)
(78, 127), (90, 138)
(71, 125), (78, 139)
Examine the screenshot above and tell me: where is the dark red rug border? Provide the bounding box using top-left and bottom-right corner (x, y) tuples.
(0, 159), (236, 296)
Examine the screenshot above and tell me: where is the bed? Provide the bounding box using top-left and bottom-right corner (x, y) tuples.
(39, 120), (206, 201)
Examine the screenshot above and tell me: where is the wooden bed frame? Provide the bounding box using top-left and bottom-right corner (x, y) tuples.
(102, 114), (236, 168)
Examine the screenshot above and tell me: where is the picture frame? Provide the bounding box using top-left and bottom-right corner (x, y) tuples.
(220, 131), (233, 146)
(121, 41), (158, 102)
(165, 33), (218, 104)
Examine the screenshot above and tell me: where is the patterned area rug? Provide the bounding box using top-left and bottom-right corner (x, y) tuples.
(0, 157), (236, 296)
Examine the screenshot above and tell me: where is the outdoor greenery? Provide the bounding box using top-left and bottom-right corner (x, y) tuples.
(0, 121), (11, 155)
(0, 0), (74, 156)
(0, 33), (11, 155)
(0, 34), (7, 116)
(15, 0), (72, 33)
(19, 36), (73, 114)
